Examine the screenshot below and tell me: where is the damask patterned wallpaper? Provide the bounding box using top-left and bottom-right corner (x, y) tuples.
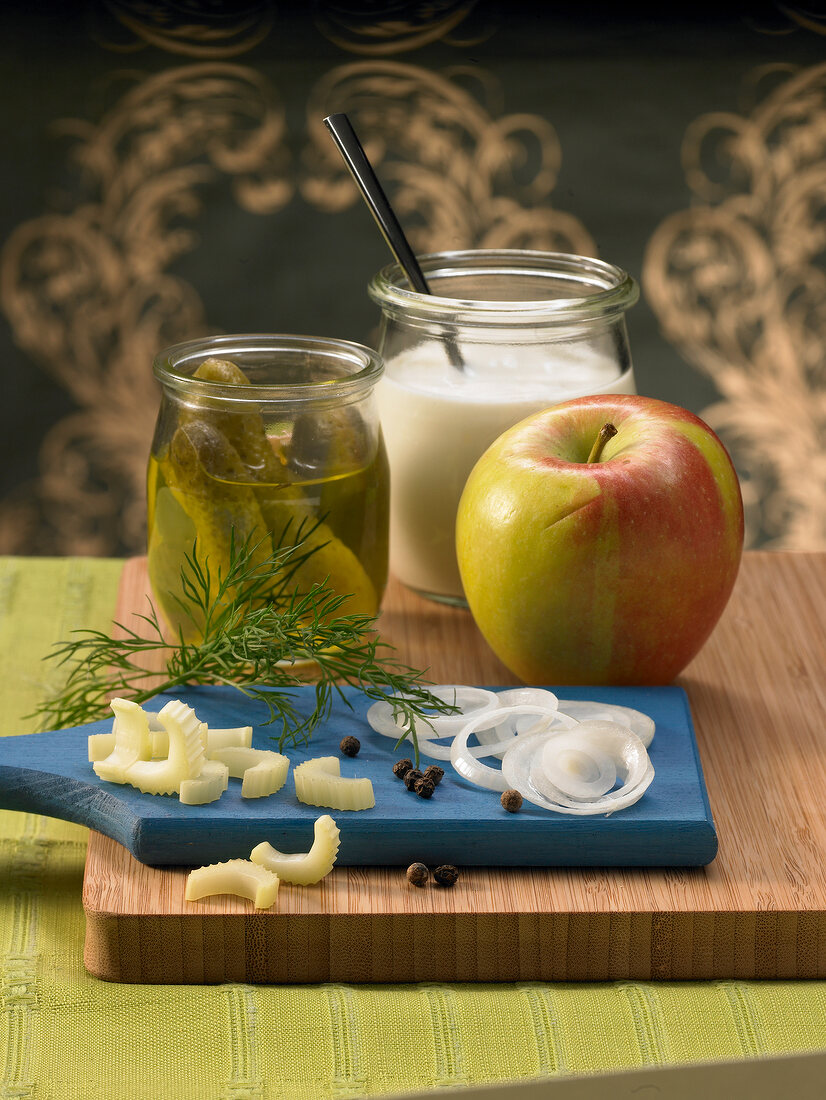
(1, 3), (824, 555)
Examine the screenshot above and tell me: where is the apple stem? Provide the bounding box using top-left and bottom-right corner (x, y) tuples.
(586, 423), (618, 464)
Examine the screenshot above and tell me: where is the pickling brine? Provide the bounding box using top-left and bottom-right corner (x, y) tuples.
(147, 337), (389, 639)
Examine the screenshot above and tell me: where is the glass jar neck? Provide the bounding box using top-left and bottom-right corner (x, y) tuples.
(368, 249), (638, 333)
(153, 334), (384, 406)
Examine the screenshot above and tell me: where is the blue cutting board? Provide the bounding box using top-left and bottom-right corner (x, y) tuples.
(0, 684), (716, 868)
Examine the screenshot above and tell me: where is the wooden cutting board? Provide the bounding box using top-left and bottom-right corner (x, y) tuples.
(1, 683), (715, 867)
(82, 552), (826, 983)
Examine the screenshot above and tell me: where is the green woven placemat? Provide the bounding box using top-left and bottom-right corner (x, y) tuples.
(2, 556), (825, 1100)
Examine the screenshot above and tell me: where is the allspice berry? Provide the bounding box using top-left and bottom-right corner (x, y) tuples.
(393, 758), (413, 780)
(433, 864), (459, 887)
(406, 862), (429, 887)
(501, 788), (523, 813)
(414, 776), (435, 799)
(403, 768), (424, 791)
(339, 735), (360, 757)
(423, 764), (444, 786)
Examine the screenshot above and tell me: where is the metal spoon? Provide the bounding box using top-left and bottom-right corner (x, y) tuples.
(323, 112), (466, 371)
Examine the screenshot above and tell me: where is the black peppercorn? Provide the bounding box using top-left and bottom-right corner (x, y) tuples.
(433, 864), (459, 887)
(406, 862), (429, 887)
(393, 758), (413, 780)
(339, 735), (360, 757)
(403, 768), (424, 791)
(423, 765), (444, 786)
(501, 788), (523, 813)
(414, 776), (435, 799)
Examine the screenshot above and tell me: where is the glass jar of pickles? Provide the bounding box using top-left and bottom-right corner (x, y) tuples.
(147, 335), (389, 637)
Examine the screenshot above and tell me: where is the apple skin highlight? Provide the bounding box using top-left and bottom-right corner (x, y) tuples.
(455, 394), (745, 685)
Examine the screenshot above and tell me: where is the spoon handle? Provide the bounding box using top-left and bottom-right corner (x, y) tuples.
(324, 112), (466, 371)
(324, 112), (430, 294)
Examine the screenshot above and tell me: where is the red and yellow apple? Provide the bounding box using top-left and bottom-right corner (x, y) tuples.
(455, 394), (744, 684)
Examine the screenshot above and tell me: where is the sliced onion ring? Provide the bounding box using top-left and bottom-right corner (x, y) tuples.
(450, 704), (561, 792)
(502, 722), (654, 815)
(366, 686), (500, 761)
(473, 688), (566, 759)
(557, 700), (655, 748)
(495, 688), (560, 709)
(535, 732), (617, 800)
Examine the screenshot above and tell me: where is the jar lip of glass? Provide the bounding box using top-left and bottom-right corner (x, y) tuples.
(153, 334), (384, 403)
(367, 248), (639, 326)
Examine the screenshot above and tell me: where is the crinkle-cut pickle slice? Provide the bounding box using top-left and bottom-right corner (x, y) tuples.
(185, 859), (280, 909)
(251, 815), (341, 885)
(293, 756), (374, 811)
(123, 699), (205, 796)
(179, 760), (229, 806)
(208, 746), (290, 798)
(93, 699), (152, 783)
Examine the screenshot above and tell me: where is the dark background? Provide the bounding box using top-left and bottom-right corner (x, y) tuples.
(1, 2), (824, 554)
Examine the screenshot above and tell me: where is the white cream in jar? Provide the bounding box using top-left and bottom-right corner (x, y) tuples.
(368, 249), (640, 604)
(377, 341), (635, 601)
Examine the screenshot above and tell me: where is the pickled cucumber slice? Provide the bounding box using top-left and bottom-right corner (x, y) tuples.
(93, 699), (152, 784)
(288, 405), (369, 479)
(146, 478), (200, 637)
(169, 420), (274, 565)
(190, 357), (290, 484)
(267, 512), (378, 616)
(168, 421), (377, 613)
(250, 814), (341, 885)
(185, 859), (280, 909)
(153, 357), (380, 626)
(123, 699), (205, 797)
(183, 362), (376, 610)
(293, 756), (374, 811)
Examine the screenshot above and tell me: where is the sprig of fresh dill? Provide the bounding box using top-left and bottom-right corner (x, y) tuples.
(32, 523), (456, 762)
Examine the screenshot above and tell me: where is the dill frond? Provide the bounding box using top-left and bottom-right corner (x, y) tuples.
(32, 524), (456, 762)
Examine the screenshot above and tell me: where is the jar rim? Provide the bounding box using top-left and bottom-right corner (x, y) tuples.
(367, 248), (638, 326)
(153, 334), (384, 403)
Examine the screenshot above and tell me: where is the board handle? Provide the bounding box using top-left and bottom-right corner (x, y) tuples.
(0, 766), (136, 851)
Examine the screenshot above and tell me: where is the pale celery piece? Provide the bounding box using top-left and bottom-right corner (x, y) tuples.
(90, 720), (251, 762)
(179, 760), (229, 806)
(206, 725), (253, 752)
(122, 699), (205, 797)
(240, 763), (284, 799)
(93, 699), (152, 783)
(208, 746), (289, 798)
(88, 732), (115, 762)
(150, 720), (207, 759)
(293, 756), (375, 811)
(89, 725), (166, 763)
(251, 814), (341, 885)
(150, 722), (248, 758)
(89, 699), (277, 806)
(185, 859), (280, 909)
